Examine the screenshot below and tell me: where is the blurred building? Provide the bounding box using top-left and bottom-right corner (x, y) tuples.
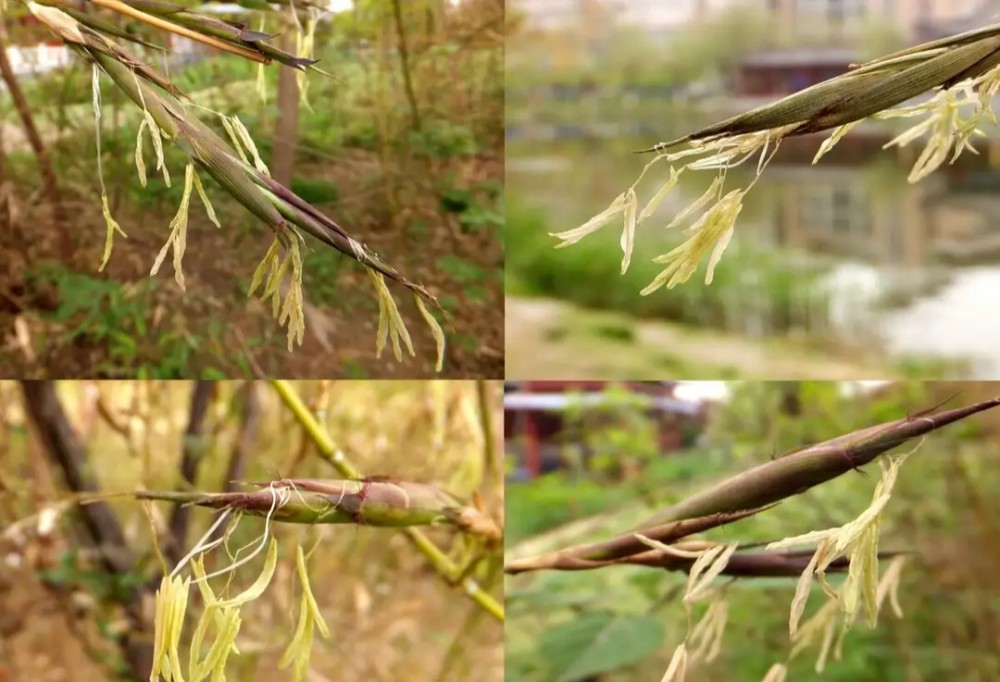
(733, 47), (855, 96)
(764, 0), (992, 41)
(759, 157), (1000, 267)
(732, 1), (1000, 96)
(914, 0), (1000, 41)
(504, 381), (709, 479)
(511, 0), (739, 32)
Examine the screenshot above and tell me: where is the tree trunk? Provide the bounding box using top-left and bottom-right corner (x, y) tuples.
(271, 33), (301, 187)
(166, 381), (215, 565)
(391, 0), (422, 132)
(0, 36), (66, 233)
(20, 381), (153, 682)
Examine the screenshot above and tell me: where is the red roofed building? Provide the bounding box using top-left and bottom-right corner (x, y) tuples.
(504, 381), (709, 479)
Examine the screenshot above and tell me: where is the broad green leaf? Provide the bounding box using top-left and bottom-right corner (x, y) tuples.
(539, 612), (665, 682)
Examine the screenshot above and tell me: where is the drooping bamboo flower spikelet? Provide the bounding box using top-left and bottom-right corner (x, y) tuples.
(555, 26), (1000, 294)
(279, 545), (330, 682)
(26, 0), (446, 366)
(149, 533), (279, 681)
(141, 475), (499, 681)
(766, 446), (913, 637)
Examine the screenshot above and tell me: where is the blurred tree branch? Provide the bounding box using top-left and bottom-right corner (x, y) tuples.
(166, 380), (215, 565)
(208, 381), (262, 546)
(0, 32), (66, 235)
(19, 380), (153, 681)
(222, 381), (261, 491)
(390, 0), (422, 132)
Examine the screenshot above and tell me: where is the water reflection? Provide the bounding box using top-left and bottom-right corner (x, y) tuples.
(508, 131), (1000, 376)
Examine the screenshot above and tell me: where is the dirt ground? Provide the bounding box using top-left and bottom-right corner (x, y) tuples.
(0, 150), (503, 379)
(505, 296), (895, 379)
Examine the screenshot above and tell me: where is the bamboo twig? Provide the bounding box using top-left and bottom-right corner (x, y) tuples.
(88, 0), (269, 62)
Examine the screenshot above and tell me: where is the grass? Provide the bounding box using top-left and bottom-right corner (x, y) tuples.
(22, 264), (239, 378)
(504, 296), (898, 379)
(507, 197), (834, 330)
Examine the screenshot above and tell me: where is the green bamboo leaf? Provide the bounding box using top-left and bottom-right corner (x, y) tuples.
(540, 612), (665, 682)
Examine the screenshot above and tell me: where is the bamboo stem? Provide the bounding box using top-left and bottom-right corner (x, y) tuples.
(271, 380), (505, 622)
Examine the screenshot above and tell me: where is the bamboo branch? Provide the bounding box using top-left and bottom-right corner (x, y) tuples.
(166, 381), (214, 565)
(0, 33), (66, 230)
(507, 396), (1000, 576)
(87, 0), (269, 62)
(19, 381), (153, 680)
(271, 379), (504, 622)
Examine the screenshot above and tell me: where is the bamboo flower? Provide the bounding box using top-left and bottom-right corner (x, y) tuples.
(27, 1), (446, 363)
(559, 25), (1000, 292)
(505, 396), (1000, 574)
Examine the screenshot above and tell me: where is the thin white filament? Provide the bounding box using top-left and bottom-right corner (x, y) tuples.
(757, 133), (772, 176)
(191, 485), (285, 584)
(171, 508), (233, 578)
(91, 64), (107, 195)
(280, 479), (325, 513)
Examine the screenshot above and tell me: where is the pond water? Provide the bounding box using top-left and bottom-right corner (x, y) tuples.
(507, 115), (1000, 377)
